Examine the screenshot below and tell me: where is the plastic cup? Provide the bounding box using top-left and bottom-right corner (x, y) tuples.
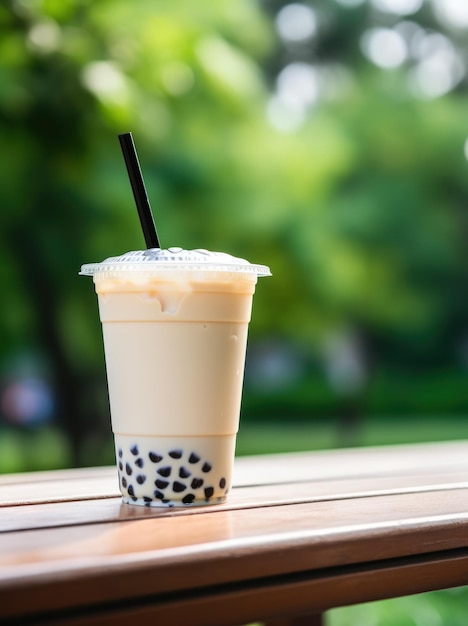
(80, 247), (270, 507)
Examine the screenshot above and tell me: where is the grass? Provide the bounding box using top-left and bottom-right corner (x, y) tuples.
(0, 426), (71, 473)
(236, 414), (468, 456)
(328, 587), (468, 626)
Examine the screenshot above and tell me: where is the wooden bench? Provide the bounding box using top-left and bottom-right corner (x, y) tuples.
(1, 440), (468, 625)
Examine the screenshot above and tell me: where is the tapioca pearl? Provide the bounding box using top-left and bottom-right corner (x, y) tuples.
(179, 467), (191, 479)
(135, 458), (144, 468)
(118, 449), (123, 458)
(168, 449), (182, 459)
(143, 496), (152, 504)
(125, 463), (133, 476)
(149, 452), (163, 463)
(157, 466), (171, 478)
(130, 445), (139, 456)
(128, 485), (135, 497)
(219, 477), (226, 489)
(155, 479), (169, 489)
(202, 462), (212, 473)
(118, 461), (123, 471)
(189, 452), (200, 464)
(154, 490), (164, 500)
(136, 475), (146, 485)
(121, 476), (127, 488)
(182, 494), (195, 504)
(191, 478), (204, 489)
(173, 481), (186, 493)
(204, 486), (214, 499)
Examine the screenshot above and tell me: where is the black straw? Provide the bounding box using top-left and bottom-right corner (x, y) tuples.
(118, 132), (160, 249)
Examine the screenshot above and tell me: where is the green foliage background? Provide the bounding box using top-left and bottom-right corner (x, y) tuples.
(1, 0), (468, 467)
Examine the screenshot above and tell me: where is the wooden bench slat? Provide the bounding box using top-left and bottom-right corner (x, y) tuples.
(1, 440), (467, 506)
(1, 471), (467, 532)
(0, 474), (120, 507)
(233, 440), (468, 486)
(2, 487), (468, 620)
(2, 442), (468, 623)
(1, 488), (467, 586)
(22, 550), (467, 626)
(0, 466), (115, 487)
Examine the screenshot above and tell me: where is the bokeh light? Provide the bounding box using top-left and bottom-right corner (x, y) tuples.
(432, 0), (468, 29)
(371, 0), (424, 16)
(275, 3), (317, 42)
(361, 28), (408, 69)
(1, 377), (54, 427)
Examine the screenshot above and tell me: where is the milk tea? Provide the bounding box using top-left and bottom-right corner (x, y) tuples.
(81, 248), (270, 507)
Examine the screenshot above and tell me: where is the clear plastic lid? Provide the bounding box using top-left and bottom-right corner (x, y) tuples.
(80, 247), (271, 278)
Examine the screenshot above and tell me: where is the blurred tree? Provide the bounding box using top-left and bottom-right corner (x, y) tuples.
(0, 0), (275, 463)
(257, 0), (468, 436)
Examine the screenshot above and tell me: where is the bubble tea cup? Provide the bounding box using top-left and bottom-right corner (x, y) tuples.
(81, 247), (270, 507)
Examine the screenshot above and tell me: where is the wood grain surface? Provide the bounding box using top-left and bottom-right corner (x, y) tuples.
(1, 441), (468, 625)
